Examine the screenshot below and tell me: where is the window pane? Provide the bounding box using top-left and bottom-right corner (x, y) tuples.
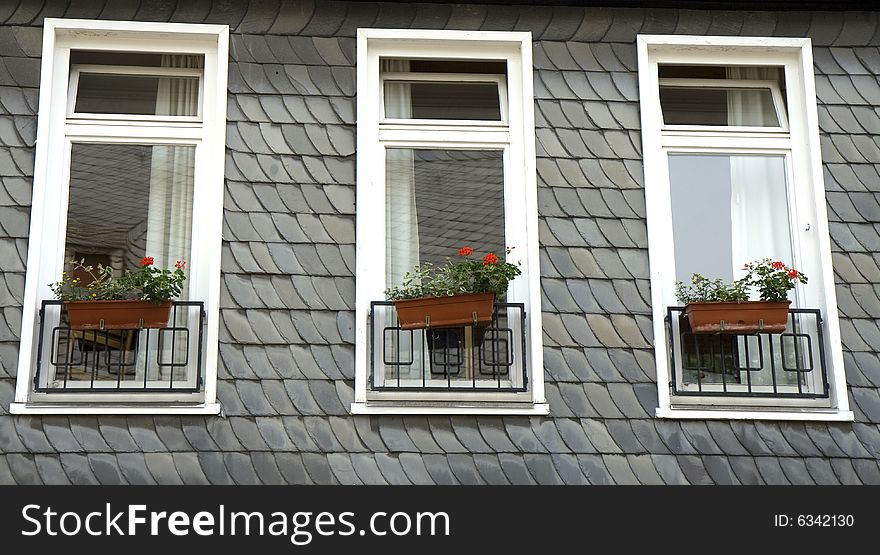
(669, 154), (792, 284)
(660, 86), (779, 127)
(75, 73), (200, 116)
(384, 149), (507, 385)
(670, 154), (798, 389)
(60, 143), (196, 387)
(394, 59), (508, 75)
(66, 143), (194, 282)
(385, 149), (505, 284)
(70, 51), (203, 68)
(384, 81), (502, 120)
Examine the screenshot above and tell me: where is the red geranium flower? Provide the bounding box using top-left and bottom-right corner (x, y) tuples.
(175, 260), (186, 270)
(458, 247), (473, 257)
(483, 253), (498, 265)
(787, 269), (799, 279)
(140, 256), (154, 267)
(770, 261), (785, 270)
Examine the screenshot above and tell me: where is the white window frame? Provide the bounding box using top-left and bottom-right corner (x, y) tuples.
(658, 77), (789, 132)
(352, 29), (547, 415)
(379, 72), (509, 126)
(67, 64), (205, 122)
(10, 18), (228, 415)
(637, 35), (853, 422)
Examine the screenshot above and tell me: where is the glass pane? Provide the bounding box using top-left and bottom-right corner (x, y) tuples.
(669, 154), (791, 284)
(58, 143), (196, 386)
(384, 81), (502, 120)
(385, 149), (505, 283)
(384, 149), (507, 385)
(660, 86), (779, 127)
(670, 154), (799, 388)
(71, 51), (203, 68)
(66, 143), (195, 275)
(75, 73), (200, 116)
(393, 59), (508, 75)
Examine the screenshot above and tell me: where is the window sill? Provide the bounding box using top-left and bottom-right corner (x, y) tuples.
(656, 407), (854, 422)
(351, 401), (549, 416)
(9, 402), (222, 415)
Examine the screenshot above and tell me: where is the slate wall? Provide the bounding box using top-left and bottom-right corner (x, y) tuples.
(1, 0), (880, 484)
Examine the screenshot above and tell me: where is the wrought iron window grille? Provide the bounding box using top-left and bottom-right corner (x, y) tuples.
(369, 301), (528, 392)
(34, 300), (206, 393)
(666, 306), (830, 399)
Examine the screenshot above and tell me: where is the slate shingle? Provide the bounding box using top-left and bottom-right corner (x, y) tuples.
(350, 453), (388, 485)
(33, 454), (71, 485)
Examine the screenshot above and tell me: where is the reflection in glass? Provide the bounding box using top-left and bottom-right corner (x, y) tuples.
(384, 149), (506, 384)
(58, 143), (195, 386)
(66, 143), (195, 277)
(385, 149), (505, 286)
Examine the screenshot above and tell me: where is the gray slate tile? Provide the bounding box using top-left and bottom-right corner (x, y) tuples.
(473, 454), (511, 484)
(58, 453), (97, 485)
(374, 453), (412, 485)
(33, 455), (71, 485)
(498, 453), (537, 484)
(398, 453), (435, 485)
(422, 454), (459, 485)
(119, 453), (166, 485)
(327, 453), (362, 485)
(350, 453), (388, 485)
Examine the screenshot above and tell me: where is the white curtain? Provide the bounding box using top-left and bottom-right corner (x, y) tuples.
(726, 67), (780, 127)
(382, 60), (416, 379)
(726, 67), (792, 292)
(146, 55), (199, 294)
(141, 55), (199, 383)
(383, 59), (419, 288)
(382, 60), (424, 382)
(727, 67), (797, 385)
(727, 155), (791, 289)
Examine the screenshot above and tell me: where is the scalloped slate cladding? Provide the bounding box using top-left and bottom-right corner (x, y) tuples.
(1, 0), (880, 484)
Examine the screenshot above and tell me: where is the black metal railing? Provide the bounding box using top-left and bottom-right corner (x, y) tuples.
(34, 300), (206, 393)
(369, 301), (528, 392)
(667, 306), (829, 398)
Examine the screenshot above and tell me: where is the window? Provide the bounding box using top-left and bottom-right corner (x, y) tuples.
(11, 19), (228, 415)
(637, 36), (852, 421)
(353, 29), (546, 415)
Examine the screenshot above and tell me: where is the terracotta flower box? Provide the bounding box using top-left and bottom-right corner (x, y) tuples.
(65, 300), (173, 330)
(683, 300), (791, 334)
(393, 292), (495, 330)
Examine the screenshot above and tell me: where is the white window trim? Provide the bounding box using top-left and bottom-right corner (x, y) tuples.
(10, 18), (228, 415)
(352, 28), (546, 416)
(637, 35), (853, 422)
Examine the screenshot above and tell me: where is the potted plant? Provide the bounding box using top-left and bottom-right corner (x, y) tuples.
(676, 259), (807, 334)
(385, 247), (521, 330)
(50, 257), (187, 330)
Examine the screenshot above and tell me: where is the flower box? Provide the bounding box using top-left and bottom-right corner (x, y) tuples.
(393, 293), (495, 330)
(65, 300), (173, 330)
(683, 300), (791, 334)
